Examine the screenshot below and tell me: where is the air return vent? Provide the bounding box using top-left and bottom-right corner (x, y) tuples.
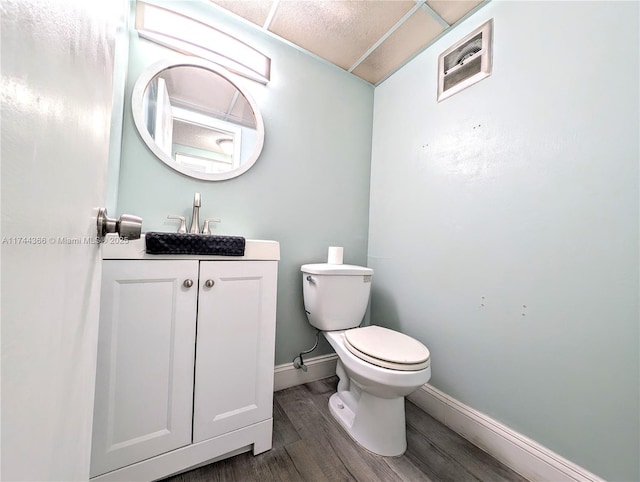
(437, 19), (493, 102)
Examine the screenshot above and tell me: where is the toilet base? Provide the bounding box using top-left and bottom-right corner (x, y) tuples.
(328, 391), (407, 457)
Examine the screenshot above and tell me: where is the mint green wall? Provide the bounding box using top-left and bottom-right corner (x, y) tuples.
(116, 1), (374, 364)
(115, 1), (639, 477)
(369, 1), (639, 480)
(105, 0), (131, 214)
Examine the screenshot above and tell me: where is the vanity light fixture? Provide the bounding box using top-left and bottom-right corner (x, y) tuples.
(135, 2), (271, 84)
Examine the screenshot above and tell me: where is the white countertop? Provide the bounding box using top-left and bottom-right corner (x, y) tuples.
(101, 234), (280, 261)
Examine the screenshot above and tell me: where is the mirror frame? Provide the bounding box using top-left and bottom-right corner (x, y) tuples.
(131, 58), (265, 181)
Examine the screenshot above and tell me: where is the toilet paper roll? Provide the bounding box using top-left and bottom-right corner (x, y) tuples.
(328, 246), (344, 264)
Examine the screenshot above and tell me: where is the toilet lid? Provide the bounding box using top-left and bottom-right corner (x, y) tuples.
(344, 325), (430, 371)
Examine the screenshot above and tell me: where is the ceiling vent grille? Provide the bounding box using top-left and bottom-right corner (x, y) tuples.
(437, 19), (493, 102)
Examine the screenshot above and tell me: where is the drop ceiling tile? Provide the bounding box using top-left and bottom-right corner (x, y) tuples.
(210, 0), (274, 27)
(352, 7), (445, 84)
(425, 0), (484, 25)
(268, 0), (417, 70)
(163, 66), (238, 117)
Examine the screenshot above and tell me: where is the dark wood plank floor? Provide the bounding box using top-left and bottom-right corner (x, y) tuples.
(163, 377), (529, 482)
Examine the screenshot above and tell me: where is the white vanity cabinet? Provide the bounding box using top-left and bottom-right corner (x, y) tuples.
(193, 261), (277, 443)
(90, 260), (200, 478)
(91, 239), (279, 481)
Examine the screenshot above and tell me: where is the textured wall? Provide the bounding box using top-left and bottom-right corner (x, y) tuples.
(369, 1), (639, 480)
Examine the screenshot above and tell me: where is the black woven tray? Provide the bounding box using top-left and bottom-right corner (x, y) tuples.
(145, 232), (246, 256)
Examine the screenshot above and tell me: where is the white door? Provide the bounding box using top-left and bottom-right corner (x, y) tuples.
(91, 261), (199, 477)
(1, 1), (126, 480)
(193, 261), (278, 443)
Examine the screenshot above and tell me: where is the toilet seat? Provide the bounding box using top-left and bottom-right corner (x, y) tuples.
(343, 325), (430, 371)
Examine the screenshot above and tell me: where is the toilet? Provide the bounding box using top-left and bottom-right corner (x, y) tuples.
(301, 263), (431, 456)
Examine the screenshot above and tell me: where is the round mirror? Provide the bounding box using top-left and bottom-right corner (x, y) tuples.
(132, 58), (265, 181)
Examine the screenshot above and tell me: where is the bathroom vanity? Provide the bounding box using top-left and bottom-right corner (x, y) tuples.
(90, 236), (279, 481)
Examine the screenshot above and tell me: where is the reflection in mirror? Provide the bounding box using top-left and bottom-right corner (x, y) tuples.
(132, 59), (265, 181)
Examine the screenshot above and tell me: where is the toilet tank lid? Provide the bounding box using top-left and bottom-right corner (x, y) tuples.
(301, 263), (373, 276)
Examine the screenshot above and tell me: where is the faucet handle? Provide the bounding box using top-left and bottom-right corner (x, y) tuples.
(202, 218), (221, 235)
(167, 215), (187, 233)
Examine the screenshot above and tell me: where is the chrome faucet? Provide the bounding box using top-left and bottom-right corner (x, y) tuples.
(190, 192), (201, 234)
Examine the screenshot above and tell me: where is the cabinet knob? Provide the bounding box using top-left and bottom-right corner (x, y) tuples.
(183, 279), (194, 288)
(205, 279), (215, 288)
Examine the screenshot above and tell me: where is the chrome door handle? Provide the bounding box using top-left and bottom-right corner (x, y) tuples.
(97, 208), (142, 241)
(183, 279), (194, 288)
(204, 279), (215, 288)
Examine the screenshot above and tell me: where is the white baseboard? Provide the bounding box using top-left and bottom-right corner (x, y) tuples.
(407, 385), (604, 482)
(273, 354), (338, 391)
(274, 356), (602, 482)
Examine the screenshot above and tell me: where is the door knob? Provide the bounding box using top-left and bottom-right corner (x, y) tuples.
(205, 279), (215, 288)
(97, 208), (142, 241)
(183, 279), (194, 288)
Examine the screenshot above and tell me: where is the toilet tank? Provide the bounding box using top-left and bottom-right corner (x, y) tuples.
(301, 263), (373, 331)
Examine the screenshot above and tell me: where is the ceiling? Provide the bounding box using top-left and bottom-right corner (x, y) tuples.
(162, 66), (257, 127)
(209, 0), (488, 85)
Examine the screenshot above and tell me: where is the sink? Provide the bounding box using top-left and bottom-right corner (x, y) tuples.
(145, 232), (245, 256)
(101, 233), (280, 261)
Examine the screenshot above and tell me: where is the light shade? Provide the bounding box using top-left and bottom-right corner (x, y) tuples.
(135, 2), (271, 84)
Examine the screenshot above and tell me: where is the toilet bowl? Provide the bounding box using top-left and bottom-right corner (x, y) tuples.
(301, 263), (431, 456)
(324, 328), (431, 456)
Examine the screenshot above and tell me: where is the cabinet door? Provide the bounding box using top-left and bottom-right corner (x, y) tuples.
(90, 260), (199, 477)
(193, 261), (277, 443)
